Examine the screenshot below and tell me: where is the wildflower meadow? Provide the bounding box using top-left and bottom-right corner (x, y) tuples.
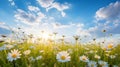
(0, 29), (120, 67)
(0, 0), (120, 67)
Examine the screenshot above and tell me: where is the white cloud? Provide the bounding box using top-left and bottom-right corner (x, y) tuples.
(37, 0), (54, 8)
(28, 6), (40, 12)
(92, 1), (120, 37)
(37, 0), (70, 17)
(50, 2), (69, 11)
(0, 22), (5, 25)
(49, 2), (69, 17)
(0, 22), (10, 30)
(52, 22), (75, 29)
(76, 28), (91, 37)
(14, 6), (46, 25)
(8, 0), (15, 6)
(95, 1), (120, 24)
(61, 11), (66, 17)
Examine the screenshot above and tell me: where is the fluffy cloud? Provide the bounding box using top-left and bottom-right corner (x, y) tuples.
(0, 22), (5, 25)
(76, 28), (91, 37)
(14, 6), (45, 25)
(95, 1), (120, 25)
(8, 0), (15, 6)
(37, 0), (54, 8)
(93, 1), (120, 37)
(28, 6), (40, 12)
(0, 22), (10, 30)
(47, 2), (69, 17)
(37, 0), (70, 17)
(0, 22), (11, 34)
(52, 22), (75, 29)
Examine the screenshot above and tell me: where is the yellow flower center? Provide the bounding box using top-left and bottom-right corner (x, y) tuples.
(61, 56), (66, 60)
(108, 44), (113, 49)
(12, 54), (17, 58)
(103, 48), (107, 51)
(101, 63), (105, 66)
(91, 64), (94, 67)
(82, 57), (87, 61)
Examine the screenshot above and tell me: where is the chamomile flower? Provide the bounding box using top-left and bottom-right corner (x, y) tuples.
(5, 44), (14, 50)
(56, 51), (71, 62)
(7, 49), (21, 62)
(29, 57), (35, 62)
(0, 44), (13, 51)
(79, 55), (89, 62)
(107, 44), (114, 49)
(94, 54), (101, 59)
(88, 61), (97, 67)
(105, 54), (110, 57)
(89, 50), (94, 53)
(39, 50), (44, 53)
(113, 65), (118, 67)
(23, 50), (31, 55)
(102, 47), (107, 51)
(110, 55), (116, 59)
(0, 45), (5, 51)
(98, 60), (108, 67)
(36, 56), (42, 60)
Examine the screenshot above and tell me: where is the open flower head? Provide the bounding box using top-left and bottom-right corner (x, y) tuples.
(98, 60), (108, 67)
(94, 54), (101, 59)
(102, 47), (107, 51)
(79, 55), (89, 62)
(56, 51), (71, 62)
(23, 50), (31, 55)
(88, 61), (97, 67)
(36, 56), (42, 60)
(113, 65), (118, 67)
(7, 49), (21, 62)
(107, 44), (114, 49)
(110, 55), (116, 59)
(5, 44), (14, 50)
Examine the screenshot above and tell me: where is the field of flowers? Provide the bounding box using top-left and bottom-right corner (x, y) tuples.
(0, 30), (120, 67)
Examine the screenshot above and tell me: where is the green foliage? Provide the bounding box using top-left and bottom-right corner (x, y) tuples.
(0, 42), (120, 67)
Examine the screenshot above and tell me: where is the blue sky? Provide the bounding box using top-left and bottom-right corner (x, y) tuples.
(0, 0), (120, 43)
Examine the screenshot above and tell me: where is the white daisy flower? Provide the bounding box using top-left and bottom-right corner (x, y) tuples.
(113, 65), (118, 67)
(23, 50), (31, 55)
(56, 51), (71, 62)
(94, 54), (101, 59)
(29, 46), (35, 49)
(102, 47), (107, 51)
(5, 44), (14, 50)
(7, 49), (21, 62)
(29, 57), (35, 62)
(107, 43), (114, 49)
(39, 50), (44, 53)
(88, 61), (97, 67)
(110, 55), (116, 59)
(79, 55), (89, 62)
(98, 60), (108, 67)
(0, 45), (6, 51)
(36, 56), (42, 60)
(84, 48), (89, 50)
(89, 50), (94, 53)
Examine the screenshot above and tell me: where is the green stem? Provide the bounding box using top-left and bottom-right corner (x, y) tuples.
(13, 60), (16, 67)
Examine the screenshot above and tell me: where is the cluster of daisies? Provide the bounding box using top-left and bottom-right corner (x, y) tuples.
(6, 49), (118, 67)
(0, 43), (119, 67)
(56, 50), (118, 67)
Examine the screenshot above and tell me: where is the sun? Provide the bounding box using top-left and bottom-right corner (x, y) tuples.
(42, 33), (50, 40)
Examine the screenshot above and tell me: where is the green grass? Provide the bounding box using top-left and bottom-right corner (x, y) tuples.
(0, 42), (120, 67)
